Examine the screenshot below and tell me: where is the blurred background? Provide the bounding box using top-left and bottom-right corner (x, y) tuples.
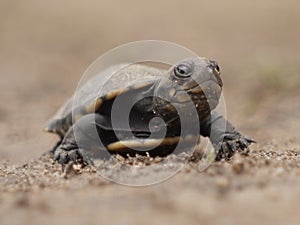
(0, 0), (299, 161)
(1, 2), (300, 225)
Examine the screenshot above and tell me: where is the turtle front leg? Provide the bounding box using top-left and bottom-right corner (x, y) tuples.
(53, 130), (93, 168)
(200, 111), (255, 160)
(53, 137), (87, 166)
(53, 114), (108, 167)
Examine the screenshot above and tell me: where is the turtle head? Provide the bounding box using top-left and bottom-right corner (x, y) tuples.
(154, 57), (223, 119)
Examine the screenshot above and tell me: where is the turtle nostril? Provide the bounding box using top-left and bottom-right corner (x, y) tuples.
(209, 60), (220, 74)
(215, 65), (220, 73)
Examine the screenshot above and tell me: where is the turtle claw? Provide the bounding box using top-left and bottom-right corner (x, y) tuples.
(214, 134), (256, 161)
(245, 137), (256, 144)
(53, 148), (93, 169)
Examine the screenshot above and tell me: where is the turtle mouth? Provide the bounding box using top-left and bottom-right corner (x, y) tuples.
(171, 90), (220, 112)
(172, 80), (222, 105)
(153, 78), (222, 115)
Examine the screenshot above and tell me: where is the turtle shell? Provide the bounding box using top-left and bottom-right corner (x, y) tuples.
(45, 63), (166, 137)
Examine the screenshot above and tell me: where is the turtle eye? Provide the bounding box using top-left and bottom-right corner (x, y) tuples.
(174, 64), (193, 78)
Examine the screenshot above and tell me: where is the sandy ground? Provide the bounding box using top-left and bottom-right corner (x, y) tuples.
(0, 0), (300, 225)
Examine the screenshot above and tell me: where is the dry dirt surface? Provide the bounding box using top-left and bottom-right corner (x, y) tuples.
(0, 1), (300, 225)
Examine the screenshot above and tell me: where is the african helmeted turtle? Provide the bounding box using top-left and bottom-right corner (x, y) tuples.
(45, 57), (254, 165)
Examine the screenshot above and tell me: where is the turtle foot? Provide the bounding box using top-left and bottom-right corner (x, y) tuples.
(214, 134), (256, 161)
(53, 148), (94, 170)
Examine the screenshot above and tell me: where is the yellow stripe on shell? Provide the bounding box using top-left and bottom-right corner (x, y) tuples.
(189, 87), (203, 94)
(184, 134), (199, 142)
(74, 113), (83, 122)
(85, 98), (103, 113)
(105, 88), (130, 100)
(132, 82), (151, 90)
(175, 93), (191, 102)
(107, 137), (180, 151)
(59, 129), (66, 136)
(168, 88), (176, 97)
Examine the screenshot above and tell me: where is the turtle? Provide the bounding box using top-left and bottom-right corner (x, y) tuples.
(44, 57), (255, 166)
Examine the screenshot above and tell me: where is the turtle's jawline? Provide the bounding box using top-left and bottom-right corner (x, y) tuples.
(172, 84), (220, 104)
